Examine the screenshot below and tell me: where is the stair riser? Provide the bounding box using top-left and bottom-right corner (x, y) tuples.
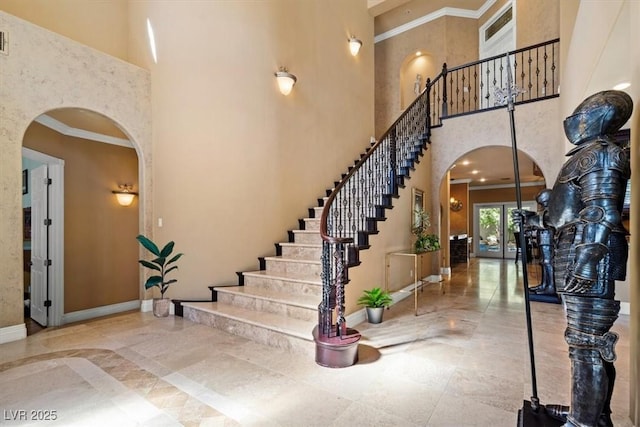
(184, 306), (314, 357)
(303, 218), (320, 231)
(243, 275), (322, 296)
(280, 245), (322, 260)
(265, 259), (322, 277)
(216, 292), (317, 322)
(292, 232), (322, 245)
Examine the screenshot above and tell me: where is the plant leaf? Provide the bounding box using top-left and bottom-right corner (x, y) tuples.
(165, 265), (178, 275)
(136, 235), (160, 256)
(152, 256), (166, 267)
(144, 276), (162, 289)
(138, 260), (161, 271)
(164, 279), (177, 285)
(167, 253), (183, 265)
(160, 241), (175, 258)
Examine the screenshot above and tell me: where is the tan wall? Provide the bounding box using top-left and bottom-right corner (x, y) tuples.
(515, 0), (560, 48)
(123, 0), (375, 301)
(24, 123), (139, 313)
(449, 182), (469, 235)
(0, 0), (129, 61)
(374, 15), (478, 135)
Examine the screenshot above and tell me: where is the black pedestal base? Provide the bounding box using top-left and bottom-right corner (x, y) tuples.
(517, 401), (564, 427)
(529, 293), (561, 304)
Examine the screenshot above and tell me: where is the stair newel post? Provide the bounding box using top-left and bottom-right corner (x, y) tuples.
(441, 62), (448, 118)
(425, 77), (432, 141)
(319, 240), (333, 336)
(334, 242), (347, 337)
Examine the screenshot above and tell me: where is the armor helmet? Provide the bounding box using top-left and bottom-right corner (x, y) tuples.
(563, 90), (633, 145)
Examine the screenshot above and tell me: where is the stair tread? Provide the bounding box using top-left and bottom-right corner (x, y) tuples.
(215, 286), (319, 308)
(242, 269), (322, 284)
(183, 302), (315, 341)
(263, 256), (321, 265)
(279, 242), (321, 248)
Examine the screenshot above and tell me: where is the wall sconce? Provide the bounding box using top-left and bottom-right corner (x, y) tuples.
(450, 197), (463, 212)
(112, 184), (137, 207)
(348, 36), (362, 56)
(275, 67), (297, 95)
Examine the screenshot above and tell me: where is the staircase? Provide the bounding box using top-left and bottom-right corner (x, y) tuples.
(182, 204), (325, 357)
(182, 39), (560, 361)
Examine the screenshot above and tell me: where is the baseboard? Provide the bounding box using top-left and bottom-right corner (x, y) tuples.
(440, 267), (451, 276)
(62, 300), (141, 324)
(141, 299), (153, 312)
(0, 323), (27, 344)
(427, 274), (443, 283)
(620, 301), (630, 316)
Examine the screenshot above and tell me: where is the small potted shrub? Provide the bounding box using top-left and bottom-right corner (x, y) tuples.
(136, 234), (183, 317)
(357, 287), (393, 324)
(412, 208), (441, 253)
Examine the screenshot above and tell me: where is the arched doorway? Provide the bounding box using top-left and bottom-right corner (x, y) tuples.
(21, 108), (140, 328)
(446, 146), (546, 260)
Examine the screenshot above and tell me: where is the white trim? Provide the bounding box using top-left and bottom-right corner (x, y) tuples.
(441, 267), (452, 276)
(375, 0), (498, 43)
(35, 114), (132, 148)
(469, 181), (546, 190)
(0, 323), (27, 344)
(141, 299), (153, 312)
(620, 302), (630, 316)
(479, 0), (515, 59)
(62, 300), (141, 324)
(22, 148), (65, 327)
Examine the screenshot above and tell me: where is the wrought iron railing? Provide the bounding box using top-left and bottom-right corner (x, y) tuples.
(430, 38), (559, 123)
(315, 39), (560, 350)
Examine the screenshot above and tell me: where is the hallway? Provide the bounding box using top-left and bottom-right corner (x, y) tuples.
(0, 259), (632, 426)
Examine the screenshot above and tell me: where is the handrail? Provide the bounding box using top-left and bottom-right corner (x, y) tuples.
(314, 38), (560, 348)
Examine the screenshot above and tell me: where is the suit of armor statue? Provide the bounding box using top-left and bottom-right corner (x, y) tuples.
(523, 189), (556, 295)
(544, 90), (632, 427)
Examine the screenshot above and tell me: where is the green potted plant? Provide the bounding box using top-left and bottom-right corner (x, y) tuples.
(136, 234), (183, 317)
(357, 287), (393, 324)
(412, 208), (441, 253)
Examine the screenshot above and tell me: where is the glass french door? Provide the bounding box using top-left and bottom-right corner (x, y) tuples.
(474, 201), (535, 259)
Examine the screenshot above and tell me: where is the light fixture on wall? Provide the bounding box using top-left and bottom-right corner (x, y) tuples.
(348, 36), (362, 56)
(113, 184), (137, 207)
(275, 67), (297, 95)
(450, 197), (463, 212)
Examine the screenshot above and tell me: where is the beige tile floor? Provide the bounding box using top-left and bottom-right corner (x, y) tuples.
(0, 259), (633, 426)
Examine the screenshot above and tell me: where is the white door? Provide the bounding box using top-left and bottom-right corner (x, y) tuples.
(474, 201), (535, 259)
(479, 2), (515, 108)
(30, 165), (49, 326)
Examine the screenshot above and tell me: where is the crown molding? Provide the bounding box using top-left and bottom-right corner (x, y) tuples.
(374, 0), (498, 43)
(35, 114), (132, 148)
(469, 181), (545, 191)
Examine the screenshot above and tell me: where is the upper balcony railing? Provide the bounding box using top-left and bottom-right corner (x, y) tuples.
(429, 38), (560, 124)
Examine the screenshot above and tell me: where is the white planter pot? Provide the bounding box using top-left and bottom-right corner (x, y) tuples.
(153, 298), (170, 317)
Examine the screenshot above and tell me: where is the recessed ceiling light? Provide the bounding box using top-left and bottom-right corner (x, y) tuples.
(613, 82), (631, 90)
(462, 160), (470, 166)
(480, 178), (486, 182)
(471, 170), (479, 174)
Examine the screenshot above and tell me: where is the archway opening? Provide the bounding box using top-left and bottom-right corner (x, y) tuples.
(21, 108), (140, 329)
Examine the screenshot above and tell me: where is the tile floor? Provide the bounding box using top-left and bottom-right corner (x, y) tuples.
(0, 259), (633, 426)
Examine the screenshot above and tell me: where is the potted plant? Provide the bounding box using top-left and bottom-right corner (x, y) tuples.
(412, 208), (441, 253)
(136, 234), (183, 317)
(357, 287), (393, 324)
